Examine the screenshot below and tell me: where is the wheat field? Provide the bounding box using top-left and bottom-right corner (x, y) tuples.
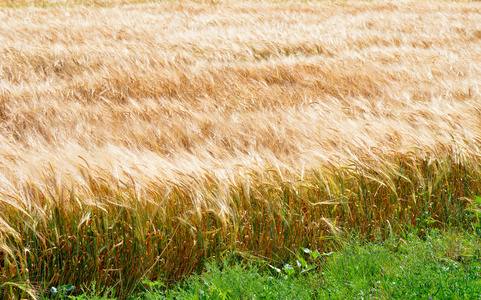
(1, 0), (481, 297)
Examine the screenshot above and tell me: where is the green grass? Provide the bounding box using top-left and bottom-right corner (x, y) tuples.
(51, 229), (481, 299)
(323, 231), (481, 299)
(157, 230), (481, 300)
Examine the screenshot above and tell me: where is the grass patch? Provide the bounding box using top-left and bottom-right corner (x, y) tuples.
(50, 229), (481, 299)
(134, 230), (481, 300)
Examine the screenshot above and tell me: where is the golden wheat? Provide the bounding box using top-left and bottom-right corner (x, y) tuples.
(0, 0), (479, 191)
(1, 0), (481, 297)
(1, 2), (481, 188)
